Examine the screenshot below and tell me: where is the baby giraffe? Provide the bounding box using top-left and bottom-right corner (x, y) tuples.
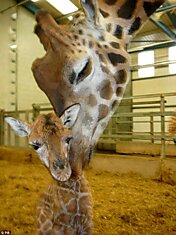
(5, 104), (93, 235)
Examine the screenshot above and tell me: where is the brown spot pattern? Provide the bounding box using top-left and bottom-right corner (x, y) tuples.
(114, 25), (123, 39)
(88, 94), (97, 107)
(108, 53), (126, 65)
(143, 1), (164, 17)
(104, 0), (117, 5)
(100, 80), (113, 100)
(98, 104), (109, 122)
(128, 17), (141, 35)
(112, 100), (119, 110)
(89, 41), (94, 48)
(110, 42), (120, 49)
(115, 69), (127, 84)
(117, 0), (137, 19)
(116, 86), (124, 97)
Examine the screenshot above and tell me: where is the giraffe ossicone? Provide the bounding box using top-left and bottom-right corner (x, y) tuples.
(32, 0), (166, 167)
(5, 104), (93, 234)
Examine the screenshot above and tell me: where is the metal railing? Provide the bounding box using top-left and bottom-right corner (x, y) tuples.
(0, 104), (53, 147)
(99, 92), (176, 157)
(0, 93), (176, 157)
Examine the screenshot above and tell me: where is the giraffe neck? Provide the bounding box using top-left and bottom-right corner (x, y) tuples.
(98, 0), (164, 45)
(37, 174), (93, 234)
(69, 10), (130, 150)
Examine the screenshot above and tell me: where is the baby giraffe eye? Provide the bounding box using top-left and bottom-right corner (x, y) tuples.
(31, 142), (42, 151)
(65, 137), (73, 145)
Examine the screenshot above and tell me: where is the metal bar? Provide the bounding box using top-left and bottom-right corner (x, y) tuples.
(100, 135), (162, 140)
(0, 0), (29, 13)
(32, 104), (40, 120)
(132, 105), (165, 109)
(155, 4), (176, 13)
(133, 101), (165, 105)
(132, 73), (176, 82)
(115, 120), (161, 124)
(113, 111), (176, 118)
(160, 95), (166, 159)
(133, 105), (176, 109)
(131, 59), (176, 70)
(128, 41), (175, 54)
(150, 17), (176, 40)
(56, 10), (81, 23)
(162, 1), (176, 28)
(131, 40), (169, 43)
(7, 125), (11, 146)
(22, 2), (39, 14)
(150, 116), (154, 143)
(122, 92), (176, 100)
(0, 110), (5, 145)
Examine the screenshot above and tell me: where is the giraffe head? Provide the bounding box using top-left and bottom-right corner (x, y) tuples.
(32, 0), (165, 162)
(5, 104), (80, 181)
(32, 1), (129, 150)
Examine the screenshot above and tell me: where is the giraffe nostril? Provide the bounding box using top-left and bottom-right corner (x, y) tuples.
(53, 159), (65, 170)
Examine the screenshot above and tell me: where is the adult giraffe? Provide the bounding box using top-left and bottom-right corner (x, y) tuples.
(32, 0), (165, 169)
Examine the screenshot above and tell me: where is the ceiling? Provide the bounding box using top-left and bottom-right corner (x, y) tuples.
(16, 0), (176, 52)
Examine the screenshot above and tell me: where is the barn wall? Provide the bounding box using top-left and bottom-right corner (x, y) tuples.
(131, 47), (176, 137)
(132, 47), (176, 95)
(0, 0), (48, 111)
(0, 0), (15, 110)
(17, 7), (49, 110)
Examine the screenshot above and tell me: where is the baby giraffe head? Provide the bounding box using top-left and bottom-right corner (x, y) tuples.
(5, 104), (80, 182)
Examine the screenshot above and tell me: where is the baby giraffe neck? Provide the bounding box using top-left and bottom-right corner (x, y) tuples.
(36, 174), (93, 234)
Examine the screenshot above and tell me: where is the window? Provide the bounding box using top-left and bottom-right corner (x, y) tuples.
(138, 50), (154, 78)
(168, 46), (176, 74)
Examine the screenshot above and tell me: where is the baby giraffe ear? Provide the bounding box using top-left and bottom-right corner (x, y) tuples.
(60, 104), (80, 128)
(5, 117), (30, 137)
(81, 0), (100, 25)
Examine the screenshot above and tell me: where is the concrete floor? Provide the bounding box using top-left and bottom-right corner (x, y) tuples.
(90, 152), (176, 179)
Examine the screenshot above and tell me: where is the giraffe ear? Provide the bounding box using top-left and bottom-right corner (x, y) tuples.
(5, 117), (30, 137)
(60, 104), (80, 129)
(81, 0), (100, 25)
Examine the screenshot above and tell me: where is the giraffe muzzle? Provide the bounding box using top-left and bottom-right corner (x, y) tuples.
(50, 159), (72, 182)
(53, 159), (65, 170)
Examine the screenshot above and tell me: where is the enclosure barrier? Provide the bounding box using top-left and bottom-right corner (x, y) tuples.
(98, 92), (176, 157)
(0, 93), (176, 158)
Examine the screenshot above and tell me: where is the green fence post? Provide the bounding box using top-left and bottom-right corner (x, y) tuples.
(0, 109), (5, 145)
(32, 104), (40, 120)
(160, 94), (166, 159)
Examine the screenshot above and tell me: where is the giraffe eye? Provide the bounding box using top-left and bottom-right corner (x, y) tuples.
(65, 137), (73, 145)
(31, 142), (42, 151)
(76, 59), (92, 84)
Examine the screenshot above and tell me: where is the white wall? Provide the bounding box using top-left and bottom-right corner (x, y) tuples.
(0, 0), (49, 111)
(0, 0), (15, 110)
(131, 47), (176, 139)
